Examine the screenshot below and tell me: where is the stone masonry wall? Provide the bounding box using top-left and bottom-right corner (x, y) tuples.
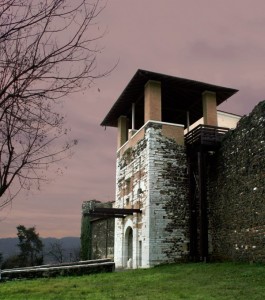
(208, 100), (265, 262)
(114, 134), (148, 268)
(146, 123), (189, 263)
(91, 218), (114, 259)
(114, 121), (189, 268)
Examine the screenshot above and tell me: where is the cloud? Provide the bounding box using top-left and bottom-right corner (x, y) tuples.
(188, 40), (241, 61)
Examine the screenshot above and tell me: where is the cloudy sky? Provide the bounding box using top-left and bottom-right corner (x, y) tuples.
(1, 0), (265, 238)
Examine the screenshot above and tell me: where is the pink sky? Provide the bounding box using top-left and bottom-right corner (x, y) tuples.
(1, 0), (265, 238)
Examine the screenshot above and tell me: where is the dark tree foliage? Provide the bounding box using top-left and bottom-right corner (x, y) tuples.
(17, 224), (43, 267)
(80, 215), (91, 260)
(1, 254), (21, 269)
(0, 0), (109, 209)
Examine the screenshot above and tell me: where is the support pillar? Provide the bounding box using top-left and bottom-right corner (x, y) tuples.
(202, 91), (217, 126)
(187, 153), (198, 261)
(144, 80), (161, 123)
(132, 103), (135, 130)
(198, 150), (208, 262)
(117, 116), (128, 148)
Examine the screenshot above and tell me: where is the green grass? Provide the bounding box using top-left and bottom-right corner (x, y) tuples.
(0, 262), (264, 299)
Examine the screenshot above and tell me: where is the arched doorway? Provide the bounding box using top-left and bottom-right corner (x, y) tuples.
(124, 226), (133, 268)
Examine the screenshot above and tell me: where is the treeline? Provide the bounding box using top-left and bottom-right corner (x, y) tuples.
(0, 225), (80, 269)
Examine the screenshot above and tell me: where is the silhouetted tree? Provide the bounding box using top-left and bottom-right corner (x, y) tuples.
(0, 0), (109, 209)
(1, 255), (21, 269)
(47, 240), (65, 263)
(69, 245), (81, 262)
(17, 225), (43, 266)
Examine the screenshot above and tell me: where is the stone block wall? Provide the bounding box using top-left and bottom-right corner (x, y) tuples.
(208, 101), (265, 262)
(114, 131), (148, 268)
(148, 124), (189, 263)
(115, 121), (189, 268)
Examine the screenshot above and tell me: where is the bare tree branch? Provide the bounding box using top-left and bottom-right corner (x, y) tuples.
(0, 0), (110, 209)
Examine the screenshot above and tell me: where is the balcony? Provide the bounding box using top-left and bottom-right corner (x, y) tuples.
(185, 124), (229, 149)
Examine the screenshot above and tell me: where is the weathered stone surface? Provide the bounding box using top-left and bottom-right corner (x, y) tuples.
(115, 122), (189, 268)
(81, 200), (114, 260)
(208, 100), (265, 263)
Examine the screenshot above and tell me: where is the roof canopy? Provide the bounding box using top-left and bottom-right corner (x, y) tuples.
(101, 69), (238, 128)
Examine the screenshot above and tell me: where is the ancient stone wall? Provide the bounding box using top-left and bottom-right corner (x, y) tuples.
(114, 127), (149, 268)
(115, 121), (189, 268)
(208, 100), (265, 262)
(91, 218), (114, 259)
(148, 124), (189, 262)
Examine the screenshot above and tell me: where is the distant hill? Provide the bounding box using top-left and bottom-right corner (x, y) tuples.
(0, 237), (80, 264)
(0, 238), (20, 260)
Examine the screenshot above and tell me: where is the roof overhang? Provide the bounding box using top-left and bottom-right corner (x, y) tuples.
(101, 69), (238, 128)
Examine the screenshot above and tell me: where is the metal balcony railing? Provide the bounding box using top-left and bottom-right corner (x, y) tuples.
(185, 124), (229, 147)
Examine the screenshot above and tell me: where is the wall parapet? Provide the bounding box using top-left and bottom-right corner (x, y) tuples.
(117, 120), (184, 157)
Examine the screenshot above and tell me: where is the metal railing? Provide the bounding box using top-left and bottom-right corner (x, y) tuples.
(185, 124), (229, 147)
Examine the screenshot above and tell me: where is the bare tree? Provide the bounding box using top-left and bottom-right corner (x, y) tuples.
(47, 240), (65, 263)
(69, 245), (81, 262)
(0, 0), (109, 208)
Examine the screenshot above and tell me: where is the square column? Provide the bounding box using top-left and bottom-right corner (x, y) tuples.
(144, 80), (161, 123)
(202, 91), (217, 126)
(117, 115), (128, 148)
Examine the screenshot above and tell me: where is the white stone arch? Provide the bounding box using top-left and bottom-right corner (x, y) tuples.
(123, 219), (134, 268)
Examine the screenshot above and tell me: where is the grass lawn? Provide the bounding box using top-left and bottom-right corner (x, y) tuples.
(0, 262), (264, 300)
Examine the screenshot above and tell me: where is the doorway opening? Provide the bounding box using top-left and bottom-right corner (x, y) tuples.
(124, 226), (133, 268)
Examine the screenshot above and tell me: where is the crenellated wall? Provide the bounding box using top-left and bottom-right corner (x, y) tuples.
(208, 100), (265, 262)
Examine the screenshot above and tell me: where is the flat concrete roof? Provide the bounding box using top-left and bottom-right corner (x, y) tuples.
(101, 69), (238, 128)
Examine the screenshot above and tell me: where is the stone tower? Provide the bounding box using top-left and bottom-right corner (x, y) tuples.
(101, 69), (238, 268)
